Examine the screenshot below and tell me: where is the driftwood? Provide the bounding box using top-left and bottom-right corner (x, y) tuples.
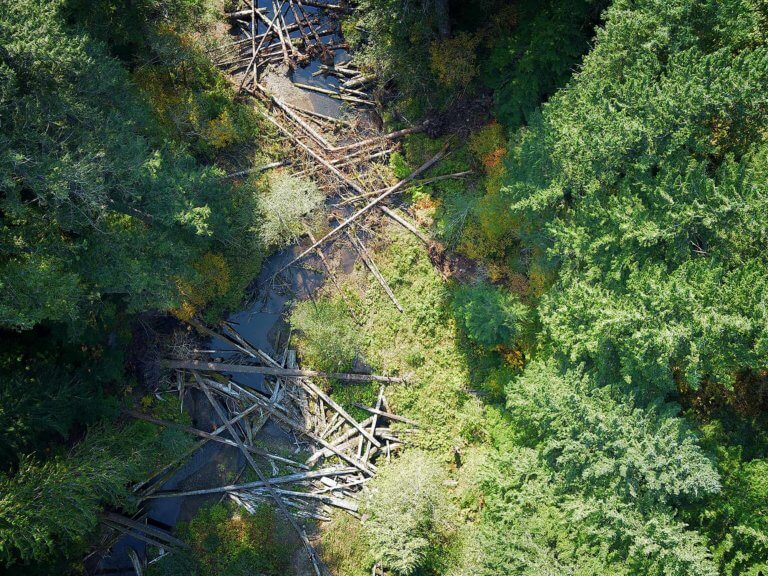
(280, 144), (449, 271)
(244, 391), (376, 475)
(364, 386), (385, 462)
(287, 0), (312, 52)
(201, 371), (358, 460)
(273, 0), (291, 64)
(300, 378), (381, 447)
(124, 409), (307, 469)
(343, 74), (376, 90)
(347, 230), (404, 313)
(253, 94), (369, 197)
(320, 411), (343, 439)
(147, 467), (358, 499)
(293, 82), (373, 105)
(238, 0), (287, 91)
(220, 321), (282, 367)
(165, 359), (405, 383)
(353, 404), (419, 426)
(287, 102), (352, 127)
(245, 487), (359, 513)
(295, 0), (331, 59)
(197, 377), (324, 576)
(379, 206), (430, 244)
(187, 317), (256, 360)
(306, 415), (375, 465)
(269, 94), (335, 151)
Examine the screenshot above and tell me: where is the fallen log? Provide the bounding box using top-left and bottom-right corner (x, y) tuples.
(300, 378), (381, 447)
(294, 82), (374, 106)
(244, 391), (376, 475)
(353, 404), (419, 426)
(187, 317), (257, 360)
(222, 160), (287, 179)
(102, 513), (188, 549)
(347, 230), (404, 313)
(269, 94), (335, 150)
(244, 487), (359, 512)
(300, 0), (346, 9)
(220, 321), (282, 368)
(379, 206), (430, 244)
(272, 0), (291, 64)
(306, 415), (375, 465)
(337, 170), (473, 205)
(286, 102), (352, 127)
(304, 226), (360, 323)
(165, 359), (405, 383)
(197, 378), (324, 576)
(124, 409), (308, 469)
(342, 74), (376, 90)
(251, 91), (369, 197)
(146, 466), (358, 498)
(104, 520), (183, 552)
(329, 124), (425, 153)
(279, 143), (448, 271)
(364, 386), (385, 462)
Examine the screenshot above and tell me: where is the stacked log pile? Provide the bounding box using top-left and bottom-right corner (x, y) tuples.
(127, 319), (416, 576)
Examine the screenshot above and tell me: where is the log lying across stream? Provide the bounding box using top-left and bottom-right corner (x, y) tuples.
(164, 359), (406, 383)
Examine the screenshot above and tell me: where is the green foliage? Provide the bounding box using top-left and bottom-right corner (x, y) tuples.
(683, 417), (768, 576)
(499, 0), (768, 395)
(320, 513), (373, 576)
(481, 0), (607, 127)
(451, 282), (530, 349)
(132, 35), (261, 161)
(508, 361), (721, 504)
(469, 446), (719, 576)
(461, 361), (721, 576)
(291, 298), (363, 373)
(149, 503), (296, 576)
(0, 413), (191, 569)
(62, 0), (215, 61)
(351, 0), (448, 114)
(258, 173), (324, 248)
(0, 0), (266, 571)
(0, 0), (263, 331)
(0, 332), (121, 471)
(363, 450), (454, 575)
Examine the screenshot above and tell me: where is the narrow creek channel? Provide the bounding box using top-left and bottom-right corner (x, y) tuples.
(92, 2), (376, 573)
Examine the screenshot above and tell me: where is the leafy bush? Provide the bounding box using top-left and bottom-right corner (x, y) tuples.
(258, 173), (324, 249)
(451, 282), (530, 348)
(0, 414), (191, 569)
(363, 450), (454, 575)
(290, 298), (363, 372)
(429, 32), (481, 89)
(149, 503), (295, 576)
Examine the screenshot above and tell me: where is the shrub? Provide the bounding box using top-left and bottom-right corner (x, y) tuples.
(451, 282), (530, 349)
(148, 503), (295, 576)
(363, 450), (453, 575)
(258, 173), (324, 248)
(290, 299), (362, 372)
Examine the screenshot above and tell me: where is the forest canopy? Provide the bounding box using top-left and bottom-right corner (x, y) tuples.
(2, 0), (768, 575)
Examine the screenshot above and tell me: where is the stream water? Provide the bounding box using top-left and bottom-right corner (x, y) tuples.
(91, 3), (362, 574)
